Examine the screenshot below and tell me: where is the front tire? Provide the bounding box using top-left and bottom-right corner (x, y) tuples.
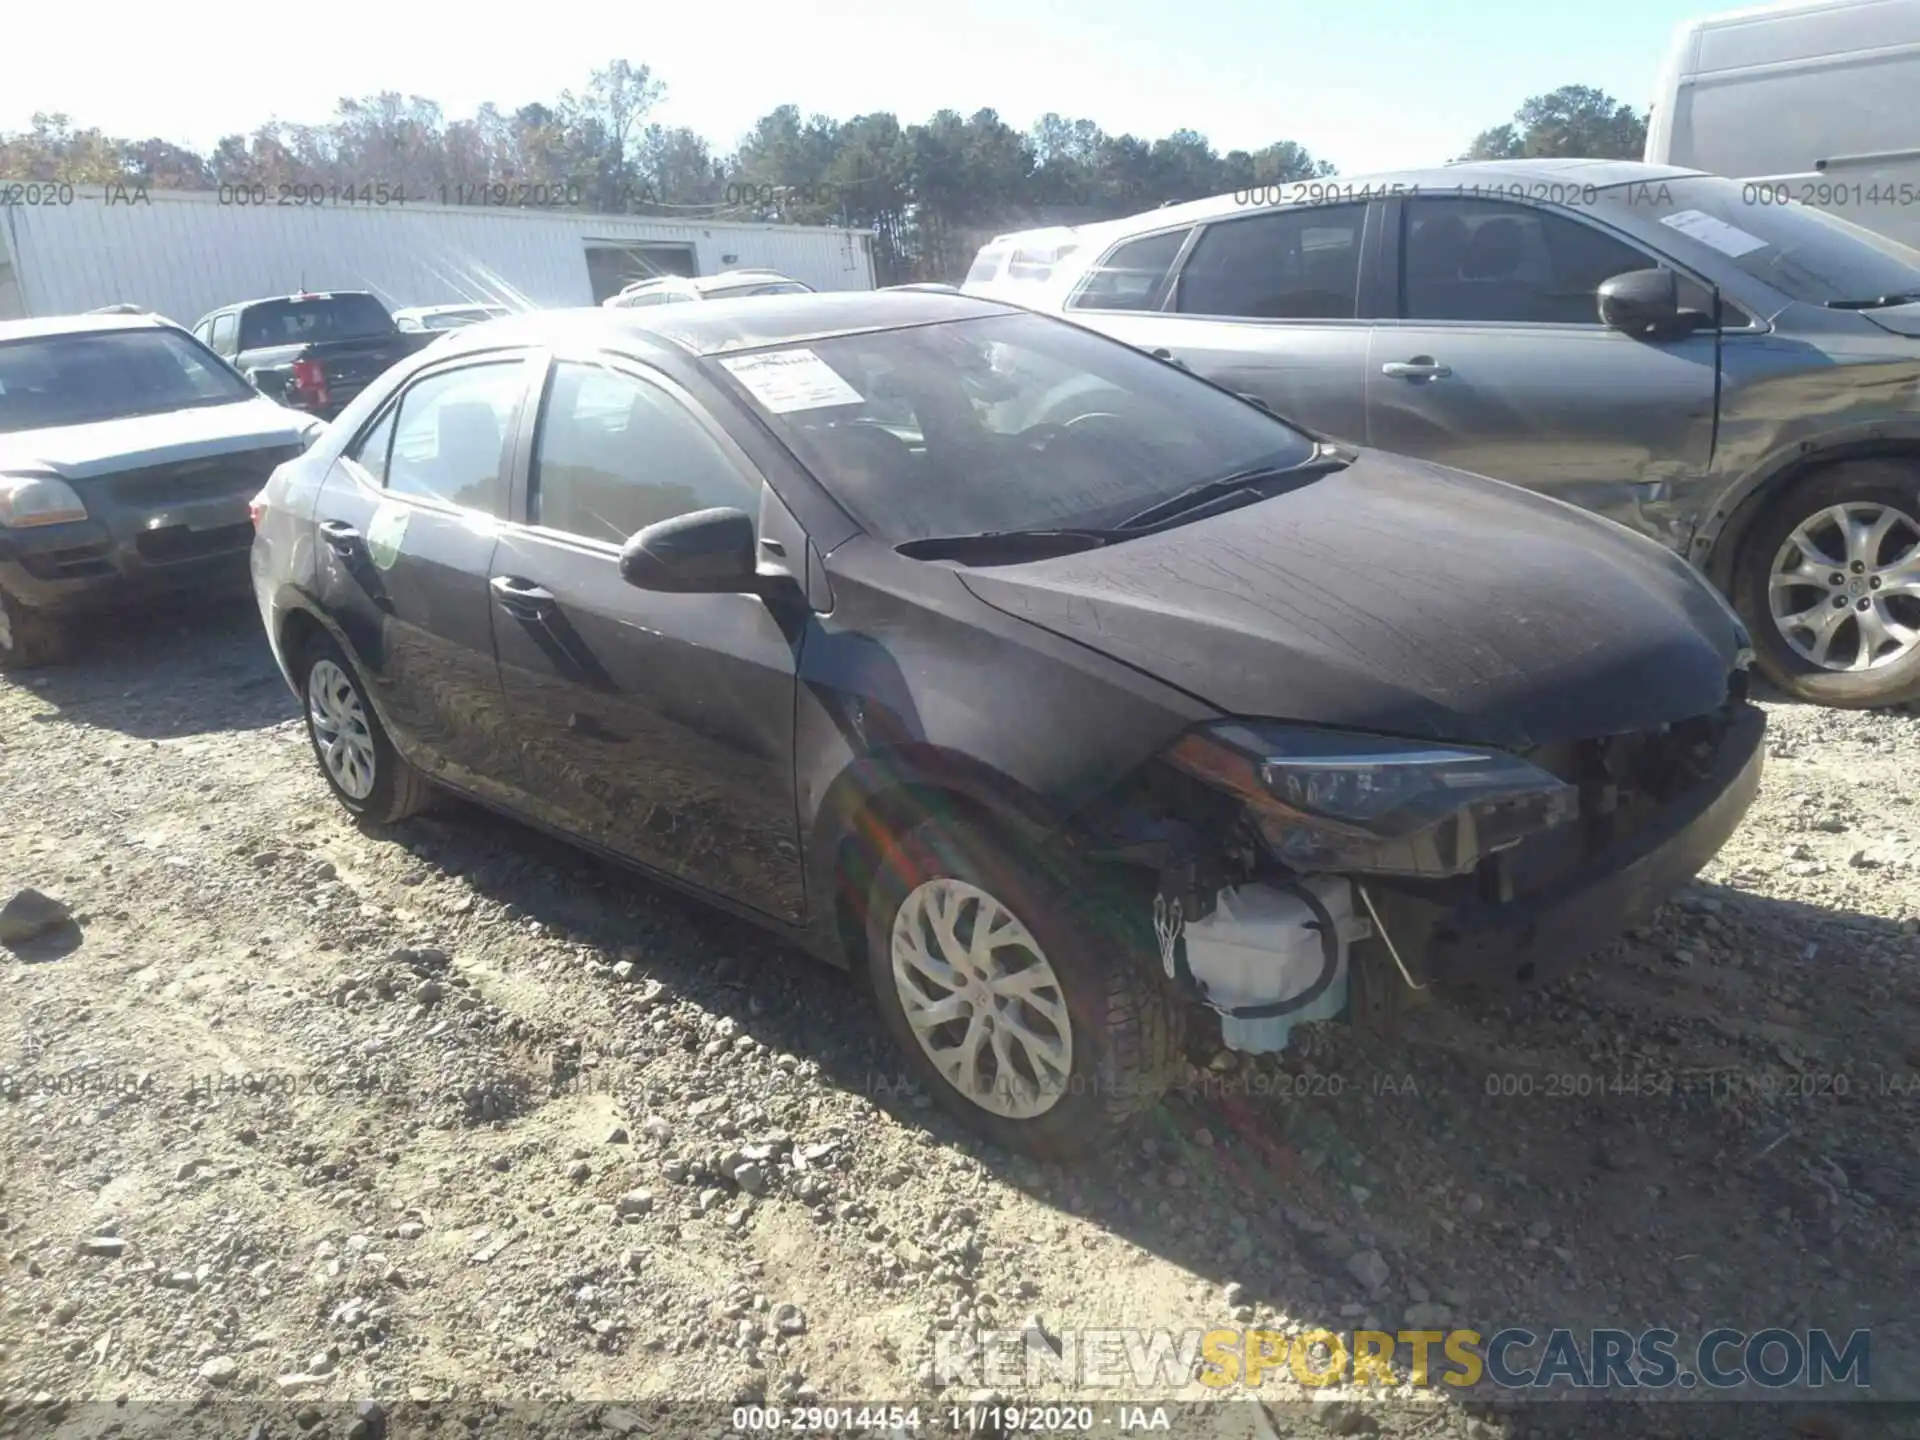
(1733, 461), (1920, 708)
(862, 817), (1185, 1158)
(297, 635), (432, 824)
(0, 587), (74, 670)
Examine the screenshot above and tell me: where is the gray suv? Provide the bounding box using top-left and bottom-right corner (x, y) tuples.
(972, 159), (1920, 709)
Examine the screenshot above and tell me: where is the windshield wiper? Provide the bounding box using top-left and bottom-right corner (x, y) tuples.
(1114, 448), (1354, 531)
(895, 527), (1121, 563)
(1826, 291), (1920, 310)
(896, 448), (1358, 566)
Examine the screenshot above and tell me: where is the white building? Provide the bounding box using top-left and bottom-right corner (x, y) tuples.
(0, 186), (876, 324)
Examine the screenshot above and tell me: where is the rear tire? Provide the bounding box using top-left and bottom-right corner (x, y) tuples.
(297, 634), (433, 824)
(0, 587), (73, 671)
(862, 817), (1185, 1158)
(1733, 461), (1920, 708)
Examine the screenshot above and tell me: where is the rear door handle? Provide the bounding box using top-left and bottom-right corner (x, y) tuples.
(490, 574), (557, 619)
(318, 520), (361, 555)
(1381, 358), (1452, 380)
(1148, 347), (1189, 370)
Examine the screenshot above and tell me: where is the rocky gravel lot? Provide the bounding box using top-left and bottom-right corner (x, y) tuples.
(3, 599), (1920, 1440)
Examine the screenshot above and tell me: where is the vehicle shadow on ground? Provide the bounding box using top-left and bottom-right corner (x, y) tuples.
(381, 796), (1920, 1430)
(7, 597), (292, 741)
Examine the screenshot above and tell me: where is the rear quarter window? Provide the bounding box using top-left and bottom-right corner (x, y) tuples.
(965, 245), (1011, 286)
(1007, 245), (1076, 282)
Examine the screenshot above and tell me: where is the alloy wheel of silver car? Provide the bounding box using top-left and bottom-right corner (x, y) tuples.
(306, 658), (378, 801)
(1768, 501), (1920, 672)
(888, 877), (1073, 1121)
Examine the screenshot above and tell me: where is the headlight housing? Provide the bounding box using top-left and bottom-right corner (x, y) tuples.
(0, 474), (89, 528)
(1166, 722), (1579, 878)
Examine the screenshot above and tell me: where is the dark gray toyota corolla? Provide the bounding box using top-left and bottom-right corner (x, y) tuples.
(251, 290), (1765, 1156)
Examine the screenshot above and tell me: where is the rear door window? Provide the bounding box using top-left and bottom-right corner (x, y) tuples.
(383, 361), (527, 516)
(346, 406), (397, 486)
(1175, 204), (1366, 319)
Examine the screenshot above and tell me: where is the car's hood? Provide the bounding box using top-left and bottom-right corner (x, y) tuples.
(958, 452), (1746, 750)
(0, 398), (315, 480)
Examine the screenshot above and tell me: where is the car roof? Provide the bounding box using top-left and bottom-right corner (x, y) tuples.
(1005, 158), (1712, 251)
(0, 312), (174, 343)
(619, 269), (801, 296)
(433, 291), (1022, 360)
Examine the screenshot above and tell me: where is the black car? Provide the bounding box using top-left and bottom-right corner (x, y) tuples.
(191, 291), (438, 420)
(251, 291), (1765, 1155)
(0, 313), (321, 668)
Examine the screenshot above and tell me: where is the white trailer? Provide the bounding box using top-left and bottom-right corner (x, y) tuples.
(0, 188), (876, 324)
(1645, 0), (1920, 248)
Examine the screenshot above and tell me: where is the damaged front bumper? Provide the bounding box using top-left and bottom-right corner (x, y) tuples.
(1091, 691), (1767, 1048)
(1373, 700), (1766, 993)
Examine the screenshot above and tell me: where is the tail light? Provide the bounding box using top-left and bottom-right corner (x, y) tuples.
(291, 358), (331, 410)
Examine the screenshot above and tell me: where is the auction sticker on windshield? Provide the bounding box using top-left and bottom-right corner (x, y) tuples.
(720, 349), (864, 413)
(1658, 209), (1768, 259)
(366, 502), (410, 571)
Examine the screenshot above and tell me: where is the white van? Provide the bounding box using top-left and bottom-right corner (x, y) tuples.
(1646, 0), (1920, 246)
(959, 228), (1084, 306)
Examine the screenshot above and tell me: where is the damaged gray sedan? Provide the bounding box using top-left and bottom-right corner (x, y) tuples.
(252, 292), (1764, 1157)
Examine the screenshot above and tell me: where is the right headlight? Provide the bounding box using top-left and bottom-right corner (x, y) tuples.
(1165, 722), (1580, 879)
(0, 474), (89, 528)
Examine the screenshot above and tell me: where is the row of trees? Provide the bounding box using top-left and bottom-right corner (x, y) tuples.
(0, 70), (1649, 283)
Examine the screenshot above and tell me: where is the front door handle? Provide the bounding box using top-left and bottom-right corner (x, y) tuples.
(490, 574), (557, 619)
(1147, 347), (1189, 370)
(1381, 357), (1452, 381)
(318, 520), (361, 555)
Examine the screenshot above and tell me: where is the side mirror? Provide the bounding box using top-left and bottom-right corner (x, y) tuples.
(1597, 268), (1701, 339)
(620, 506), (769, 595)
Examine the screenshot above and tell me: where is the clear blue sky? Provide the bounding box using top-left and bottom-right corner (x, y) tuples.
(8, 0), (1718, 174)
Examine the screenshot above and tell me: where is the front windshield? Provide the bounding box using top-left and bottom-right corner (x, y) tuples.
(0, 328), (256, 434)
(1612, 175), (1920, 306)
(717, 311), (1317, 543)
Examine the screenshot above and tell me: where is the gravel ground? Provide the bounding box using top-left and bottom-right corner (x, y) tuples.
(3, 599), (1919, 1440)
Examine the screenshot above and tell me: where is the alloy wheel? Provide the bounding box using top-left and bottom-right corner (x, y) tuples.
(307, 658), (378, 801)
(888, 877), (1073, 1120)
(1768, 501), (1920, 672)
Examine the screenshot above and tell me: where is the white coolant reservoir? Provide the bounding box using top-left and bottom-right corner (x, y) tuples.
(1178, 876), (1372, 1055)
